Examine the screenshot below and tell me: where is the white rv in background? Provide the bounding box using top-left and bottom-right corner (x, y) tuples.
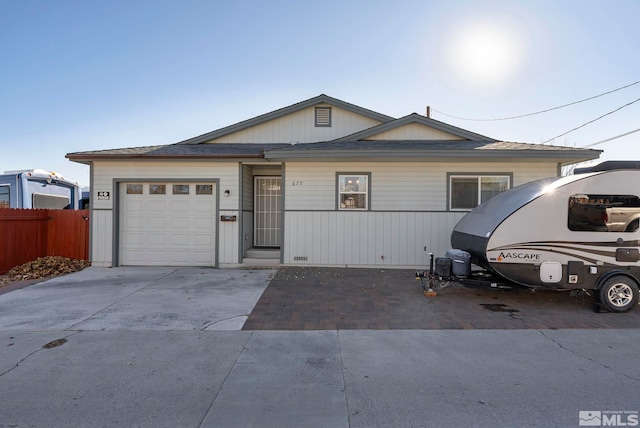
(0, 169), (81, 210)
(429, 161), (640, 313)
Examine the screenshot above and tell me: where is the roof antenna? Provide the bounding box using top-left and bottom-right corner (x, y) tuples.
(426, 106), (431, 118)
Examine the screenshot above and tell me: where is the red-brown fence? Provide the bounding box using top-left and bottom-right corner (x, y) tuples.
(0, 208), (90, 274)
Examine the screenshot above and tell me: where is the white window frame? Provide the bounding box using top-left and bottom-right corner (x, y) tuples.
(337, 173), (370, 211)
(449, 174), (511, 211)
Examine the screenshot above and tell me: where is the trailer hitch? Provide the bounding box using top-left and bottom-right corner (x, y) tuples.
(415, 253), (441, 297)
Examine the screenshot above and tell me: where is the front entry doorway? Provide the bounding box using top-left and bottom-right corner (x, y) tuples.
(254, 176), (282, 247)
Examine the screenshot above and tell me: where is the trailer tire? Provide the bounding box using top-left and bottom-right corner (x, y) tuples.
(598, 276), (639, 313)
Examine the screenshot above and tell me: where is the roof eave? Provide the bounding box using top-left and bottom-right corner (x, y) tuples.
(66, 153), (265, 162)
(264, 149), (601, 162)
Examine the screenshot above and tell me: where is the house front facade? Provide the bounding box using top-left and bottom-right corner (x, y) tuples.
(67, 95), (601, 269)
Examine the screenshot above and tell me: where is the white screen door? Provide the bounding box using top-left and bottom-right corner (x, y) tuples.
(254, 177), (282, 247)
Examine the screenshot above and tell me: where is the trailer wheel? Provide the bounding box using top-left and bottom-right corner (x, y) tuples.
(599, 276), (639, 313)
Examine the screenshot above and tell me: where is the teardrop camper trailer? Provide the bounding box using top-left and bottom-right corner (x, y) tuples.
(426, 161), (640, 313)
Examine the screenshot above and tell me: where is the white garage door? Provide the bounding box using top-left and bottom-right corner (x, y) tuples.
(119, 182), (216, 266)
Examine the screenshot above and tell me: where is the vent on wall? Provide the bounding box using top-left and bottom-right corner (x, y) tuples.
(315, 107), (331, 127)
(293, 256), (308, 261)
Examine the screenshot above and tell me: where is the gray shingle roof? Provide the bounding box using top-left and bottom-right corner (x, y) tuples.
(65, 94), (601, 165)
(67, 140), (601, 164)
(67, 143), (292, 160)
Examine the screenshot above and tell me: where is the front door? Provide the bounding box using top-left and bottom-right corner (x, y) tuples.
(254, 177), (282, 247)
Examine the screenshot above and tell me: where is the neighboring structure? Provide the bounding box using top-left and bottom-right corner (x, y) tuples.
(0, 169), (81, 210)
(66, 94), (601, 269)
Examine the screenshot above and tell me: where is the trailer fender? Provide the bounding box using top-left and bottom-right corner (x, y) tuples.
(594, 270), (640, 290)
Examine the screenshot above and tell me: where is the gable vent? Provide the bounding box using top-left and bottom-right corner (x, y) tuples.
(315, 107), (331, 127)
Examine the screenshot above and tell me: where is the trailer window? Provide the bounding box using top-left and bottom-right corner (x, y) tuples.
(0, 186), (9, 208)
(337, 173), (369, 210)
(449, 175), (510, 210)
(32, 193), (71, 209)
(568, 194), (640, 232)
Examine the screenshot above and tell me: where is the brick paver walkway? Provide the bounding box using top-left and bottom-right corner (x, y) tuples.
(243, 267), (640, 330)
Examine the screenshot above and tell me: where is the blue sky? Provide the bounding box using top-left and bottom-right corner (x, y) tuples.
(2, 0), (639, 187)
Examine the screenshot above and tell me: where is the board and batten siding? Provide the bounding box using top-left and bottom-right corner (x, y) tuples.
(90, 160), (240, 267)
(282, 161), (558, 267)
(241, 165), (254, 254)
(90, 209), (113, 267)
(368, 123), (464, 141)
(283, 211), (467, 267)
(205, 105), (382, 144)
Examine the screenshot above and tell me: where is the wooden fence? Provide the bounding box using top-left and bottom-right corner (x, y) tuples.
(0, 208), (90, 274)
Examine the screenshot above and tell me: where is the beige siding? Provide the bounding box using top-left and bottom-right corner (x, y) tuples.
(92, 161), (239, 210)
(89, 158), (559, 268)
(284, 161), (558, 212)
(283, 211), (467, 267)
(218, 209), (239, 264)
(206, 105), (383, 144)
(241, 165), (254, 253)
(368, 123), (463, 140)
(281, 160), (558, 267)
(90, 209), (113, 267)
(241, 165), (253, 210)
(90, 160), (241, 267)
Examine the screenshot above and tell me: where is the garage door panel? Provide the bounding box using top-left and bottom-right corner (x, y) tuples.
(120, 182), (216, 266)
(170, 251), (190, 263)
(193, 252), (214, 264)
(147, 200), (168, 210)
(147, 217), (168, 229)
(123, 233), (146, 245)
(148, 234), (166, 245)
(124, 216), (145, 228)
(194, 235), (213, 246)
(125, 200), (144, 210)
(193, 200), (214, 210)
(169, 234), (190, 246)
(192, 216), (213, 228)
(169, 201), (190, 211)
(170, 218), (191, 229)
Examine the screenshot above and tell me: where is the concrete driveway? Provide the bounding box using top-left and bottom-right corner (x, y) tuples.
(1, 267), (640, 427)
(0, 266), (277, 331)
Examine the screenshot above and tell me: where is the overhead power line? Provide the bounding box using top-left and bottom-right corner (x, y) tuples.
(582, 127), (640, 148)
(430, 79), (640, 121)
(542, 96), (640, 144)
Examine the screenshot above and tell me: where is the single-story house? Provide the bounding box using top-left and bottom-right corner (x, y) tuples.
(66, 94), (601, 269)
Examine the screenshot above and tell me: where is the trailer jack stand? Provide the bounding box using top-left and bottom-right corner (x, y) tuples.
(424, 288), (438, 297)
(416, 255), (438, 297)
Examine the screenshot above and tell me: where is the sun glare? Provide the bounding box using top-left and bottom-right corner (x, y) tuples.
(445, 22), (524, 87)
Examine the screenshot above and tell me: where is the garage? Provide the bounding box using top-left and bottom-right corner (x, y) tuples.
(119, 182), (217, 266)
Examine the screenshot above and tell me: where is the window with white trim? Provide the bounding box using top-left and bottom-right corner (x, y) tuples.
(338, 173), (369, 210)
(449, 175), (510, 210)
